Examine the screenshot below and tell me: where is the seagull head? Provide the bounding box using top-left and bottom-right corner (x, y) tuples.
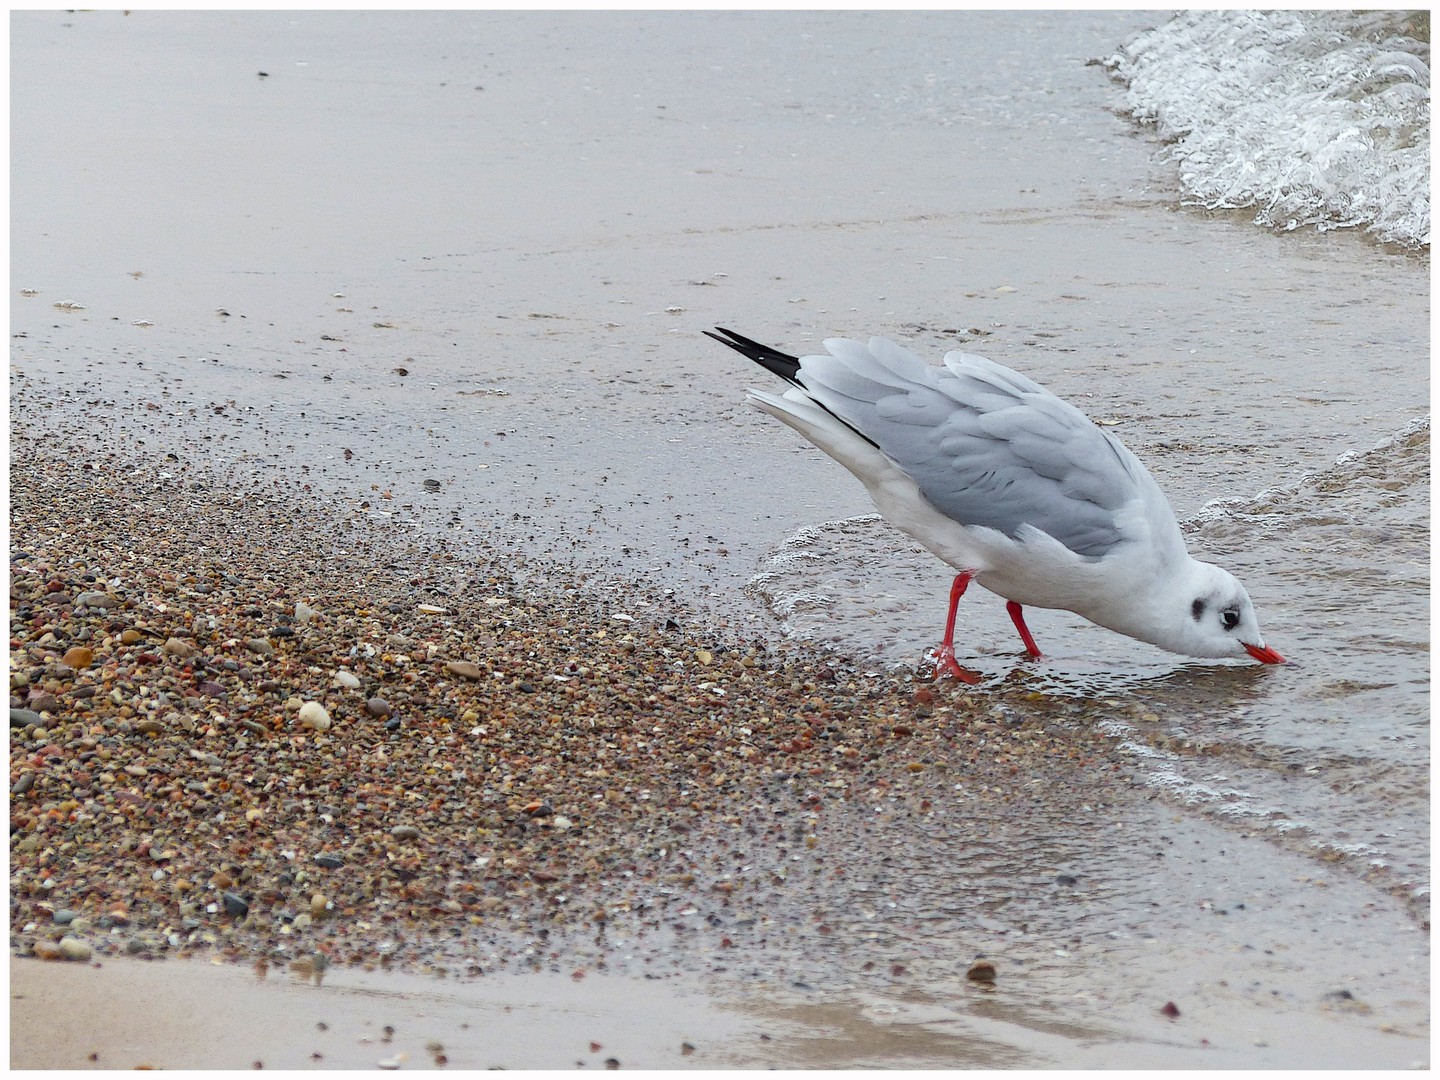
(1169, 562), (1284, 664)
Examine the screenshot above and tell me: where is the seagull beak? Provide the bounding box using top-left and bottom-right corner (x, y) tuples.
(1243, 642), (1285, 664)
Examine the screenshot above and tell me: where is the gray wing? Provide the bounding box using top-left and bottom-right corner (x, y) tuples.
(797, 337), (1179, 559)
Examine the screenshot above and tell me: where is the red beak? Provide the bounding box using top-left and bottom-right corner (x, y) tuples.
(1244, 642), (1285, 665)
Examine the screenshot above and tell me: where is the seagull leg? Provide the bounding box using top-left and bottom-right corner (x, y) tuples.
(1006, 601), (1043, 658)
(934, 571), (981, 683)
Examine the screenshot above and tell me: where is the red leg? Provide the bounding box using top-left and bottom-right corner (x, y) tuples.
(933, 571), (981, 683)
(1006, 600), (1042, 658)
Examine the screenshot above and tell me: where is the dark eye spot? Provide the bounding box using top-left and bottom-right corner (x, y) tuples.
(1221, 609), (1240, 631)
(1191, 598), (1205, 623)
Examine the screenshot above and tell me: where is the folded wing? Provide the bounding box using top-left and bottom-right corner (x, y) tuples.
(797, 338), (1180, 560)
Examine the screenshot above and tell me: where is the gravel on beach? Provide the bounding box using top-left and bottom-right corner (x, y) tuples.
(9, 425), (1128, 985)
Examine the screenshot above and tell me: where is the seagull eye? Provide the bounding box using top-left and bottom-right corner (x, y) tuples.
(1221, 609), (1240, 632)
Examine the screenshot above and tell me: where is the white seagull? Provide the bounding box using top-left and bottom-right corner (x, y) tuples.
(708, 327), (1284, 682)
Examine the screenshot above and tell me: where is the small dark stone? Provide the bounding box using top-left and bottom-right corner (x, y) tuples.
(10, 709), (43, 729)
(223, 892), (250, 917)
(966, 959), (997, 984)
(11, 773), (35, 795)
(1055, 873), (1078, 887)
(314, 855), (344, 870)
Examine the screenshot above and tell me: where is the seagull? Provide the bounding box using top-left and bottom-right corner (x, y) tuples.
(707, 327), (1284, 682)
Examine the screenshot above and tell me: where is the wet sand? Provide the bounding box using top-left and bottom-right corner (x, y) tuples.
(10, 9), (1429, 1071)
(8, 431), (1428, 1071)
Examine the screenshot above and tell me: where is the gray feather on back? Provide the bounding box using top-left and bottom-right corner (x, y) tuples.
(799, 339), (1151, 559)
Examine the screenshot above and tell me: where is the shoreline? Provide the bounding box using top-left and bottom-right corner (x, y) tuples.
(9, 426), (1131, 1060)
(10, 425), (1428, 1070)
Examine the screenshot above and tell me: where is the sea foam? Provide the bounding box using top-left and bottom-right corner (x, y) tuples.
(1103, 10), (1430, 248)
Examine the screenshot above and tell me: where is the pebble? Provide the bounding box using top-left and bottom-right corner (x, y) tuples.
(10, 709), (43, 728)
(120, 629), (145, 645)
(966, 959), (997, 984)
(365, 696), (391, 717)
(163, 637), (197, 658)
(334, 670), (361, 690)
(443, 660), (484, 680)
(297, 701), (332, 731)
(58, 937), (93, 961)
(223, 892), (250, 917)
(390, 825), (422, 841)
(62, 646), (95, 669)
(74, 591), (116, 609)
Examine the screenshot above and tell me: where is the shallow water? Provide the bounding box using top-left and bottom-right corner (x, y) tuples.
(754, 416), (1430, 905)
(11, 8), (1429, 1067)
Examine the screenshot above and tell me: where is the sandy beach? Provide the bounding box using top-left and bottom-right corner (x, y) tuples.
(11, 9), (1428, 1070)
(7, 424), (1130, 1070)
(9, 403), (1427, 1071)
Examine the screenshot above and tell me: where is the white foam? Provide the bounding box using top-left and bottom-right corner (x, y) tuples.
(1104, 11), (1430, 248)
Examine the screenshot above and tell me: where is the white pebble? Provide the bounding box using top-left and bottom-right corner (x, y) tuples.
(333, 670), (361, 690)
(58, 937), (92, 961)
(297, 702), (332, 731)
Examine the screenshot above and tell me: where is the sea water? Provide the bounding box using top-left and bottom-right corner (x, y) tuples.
(1102, 9), (1429, 248)
(740, 11), (1430, 919)
(11, 9), (1430, 1064)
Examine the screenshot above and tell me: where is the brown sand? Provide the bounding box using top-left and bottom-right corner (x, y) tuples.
(10, 421), (1429, 1072)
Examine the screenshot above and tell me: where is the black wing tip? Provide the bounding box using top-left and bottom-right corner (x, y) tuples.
(703, 326), (802, 384)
